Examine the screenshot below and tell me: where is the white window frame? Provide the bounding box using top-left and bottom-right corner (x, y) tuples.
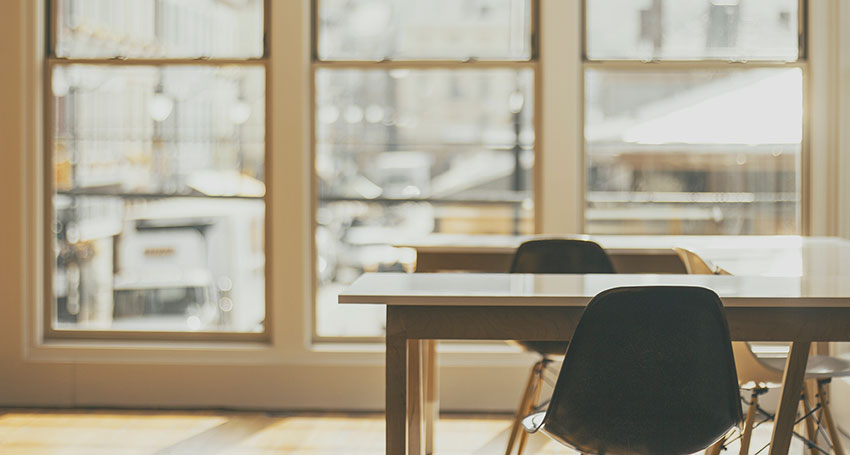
(3, 0), (848, 412)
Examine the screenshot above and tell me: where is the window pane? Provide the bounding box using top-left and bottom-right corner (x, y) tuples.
(51, 65), (265, 332)
(318, 0), (531, 61)
(315, 69), (534, 337)
(585, 68), (801, 235)
(586, 0), (799, 61)
(55, 0), (264, 58)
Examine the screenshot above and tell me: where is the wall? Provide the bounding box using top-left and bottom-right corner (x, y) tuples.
(0, 0), (77, 406)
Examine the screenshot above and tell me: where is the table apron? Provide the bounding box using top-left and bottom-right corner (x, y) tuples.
(387, 306), (850, 342)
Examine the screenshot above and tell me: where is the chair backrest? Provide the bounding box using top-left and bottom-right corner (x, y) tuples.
(542, 286), (742, 455)
(673, 247), (731, 275)
(674, 248), (785, 388)
(732, 342), (785, 388)
(510, 239), (615, 274)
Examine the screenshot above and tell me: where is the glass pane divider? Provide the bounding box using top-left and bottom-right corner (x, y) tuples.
(582, 60), (806, 69)
(54, 191), (264, 201)
(44, 327), (270, 343)
(46, 58), (269, 67)
(311, 60), (537, 70)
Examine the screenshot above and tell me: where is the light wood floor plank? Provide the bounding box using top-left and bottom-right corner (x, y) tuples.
(0, 408), (816, 455)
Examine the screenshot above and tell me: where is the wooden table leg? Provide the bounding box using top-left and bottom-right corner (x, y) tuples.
(768, 341), (811, 455)
(423, 340), (439, 455)
(387, 323), (408, 455)
(408, 340), (424, 455)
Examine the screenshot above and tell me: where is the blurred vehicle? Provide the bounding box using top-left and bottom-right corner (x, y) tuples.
(114, 198), (265, 332)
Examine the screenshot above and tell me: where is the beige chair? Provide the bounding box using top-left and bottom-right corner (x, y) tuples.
(674, 247), (850, 455)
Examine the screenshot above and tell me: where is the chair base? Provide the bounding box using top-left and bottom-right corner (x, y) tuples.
(505, 358), (552, 455)
(726, 379), (845, 455)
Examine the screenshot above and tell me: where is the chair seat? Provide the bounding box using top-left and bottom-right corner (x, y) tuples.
(749, 342), (790, 358)
(760, 355), (850, 380)
(516, 341), (568, 357)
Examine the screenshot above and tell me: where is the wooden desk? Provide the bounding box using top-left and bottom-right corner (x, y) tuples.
(340, 272), (850, 455)
(401, 235), (850, 453)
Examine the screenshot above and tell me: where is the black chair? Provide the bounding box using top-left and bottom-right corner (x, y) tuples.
(510, 238), (616, 275)
(506, 239), (616, 455)
(522, 286), (742, 455)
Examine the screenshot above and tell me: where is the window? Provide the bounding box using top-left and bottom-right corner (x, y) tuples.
(313, 0), (536, 338)
(47, 0), (267, 336)
(584, 0), (803, 235)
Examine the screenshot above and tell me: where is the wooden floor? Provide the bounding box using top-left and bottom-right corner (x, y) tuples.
(0, 408), (844, 455)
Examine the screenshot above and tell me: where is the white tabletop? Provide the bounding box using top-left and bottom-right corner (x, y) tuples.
(395, 235), (850, 277)
(339, 272), (850, 308)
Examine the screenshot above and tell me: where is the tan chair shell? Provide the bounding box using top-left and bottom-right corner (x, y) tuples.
(674, 247), (850, 455)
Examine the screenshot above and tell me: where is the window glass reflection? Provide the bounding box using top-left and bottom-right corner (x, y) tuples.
(55, 0), (264, 58)
(585, 68), (801, 235)
(318, 0), (531, 61)
(52, 65), (266, 332)
(586, 0), (799, 61)
(315, 69), (534, 337)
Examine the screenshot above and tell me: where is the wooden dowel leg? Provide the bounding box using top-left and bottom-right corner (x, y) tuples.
(818, 380), (845, 455)
(769, 341), (811, 455)
(407, 340), (424, 455)
(516, 362), (545, 455)
(706, 434), (726, 455)
(505, 361), (541, 455)
(740, 391), (759, 455)
(423, 340), (438, 455)
(802, 381), (819, 455)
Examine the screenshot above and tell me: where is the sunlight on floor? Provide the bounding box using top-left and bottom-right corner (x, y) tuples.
(0, 409), (841, 455)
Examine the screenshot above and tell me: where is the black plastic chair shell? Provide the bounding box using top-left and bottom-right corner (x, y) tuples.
(510, 239), (616, 356)
(527, 286), (742, 455)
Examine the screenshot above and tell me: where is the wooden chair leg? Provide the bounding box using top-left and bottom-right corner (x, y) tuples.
(802, 381), (819, 455)
(423, 340), (438, 455)
(516, 363), (546, 455)
(705, 434), (726, 455)
(739, 391), (760, 455)
(506, 360), (543, 455)
(817, 381), (845, 455)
